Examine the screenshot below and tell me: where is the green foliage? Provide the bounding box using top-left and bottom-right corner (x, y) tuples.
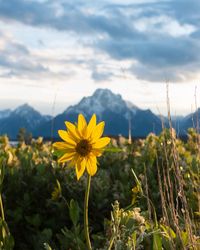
(69, 199), (80, 227)
(0, 219), (14, 250)
(107, 201), (146, 249)
(17, 128), (32, 145)
(0, 129), (199, 249)
(0, 149), (14, 250)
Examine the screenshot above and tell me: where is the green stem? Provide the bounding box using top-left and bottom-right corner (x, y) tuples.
(84, 174), (92, 250)
(107, 235), (114, 250)
(0, 194), (5, 221)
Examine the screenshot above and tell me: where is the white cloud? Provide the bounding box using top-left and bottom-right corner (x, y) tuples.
(134, 15), (196, 37)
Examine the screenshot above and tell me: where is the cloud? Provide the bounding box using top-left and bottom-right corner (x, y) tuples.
(0, 32), (47, 78)
(165, 0), (200, 26)
(91, 68), (114, 82)
(0, 0), (200, 82)
(130, 61), (200, 82)
(99, 35), (199, 67)
(0, 31), (73, 79)
(96, 1), (200, 81)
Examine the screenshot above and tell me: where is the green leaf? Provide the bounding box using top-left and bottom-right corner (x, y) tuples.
(25, 214), (41, 228)
(53, 150), (66, 158)
(104, 147), (123, 153)
(160, 224), (176, 239)
(131, 169), (143, 194)
(0, 219), (14, 249)
(181, 231), (189, 246)
(69, 199), (79, 226)
(153, 232), (162, 250)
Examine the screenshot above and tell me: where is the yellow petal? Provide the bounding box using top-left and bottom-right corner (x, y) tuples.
(78, 114), (87, 136)
(53, 142), (75, 150)
(53, 142), (67, 149)
(68, 154), (79, 167)
(90, 121), (105, 142)
(65, 121), (81, 141)
(58, 152), (76, 163)
(91, 149), (103, 157)
(76, 157), (86, 180)
(58, 130), (77, 146)
(93, 137), (110, 149)
(86, 114), (96, 138)
(86, 156), (97, 176)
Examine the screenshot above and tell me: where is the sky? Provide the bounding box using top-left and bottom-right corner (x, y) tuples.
(0, 0), (200, 116)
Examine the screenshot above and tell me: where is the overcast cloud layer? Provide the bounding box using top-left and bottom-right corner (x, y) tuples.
(0, 0), (200, 82)
(0, 0), (199, 115)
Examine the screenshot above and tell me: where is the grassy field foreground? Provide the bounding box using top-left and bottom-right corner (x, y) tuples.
(0, 128), (199, 249)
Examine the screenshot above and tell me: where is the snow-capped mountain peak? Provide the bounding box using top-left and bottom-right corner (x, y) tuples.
(93, 88), (121, 100)
(65, 88), (133, 118)
(13, 103), (36, 116)
(0, 104), (52, 139)
(11, 103), (46, 129)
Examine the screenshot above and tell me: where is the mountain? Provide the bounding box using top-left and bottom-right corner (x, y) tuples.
(0, 104), (51, 139)
(1, 89), (199, 139)
(65, 89), (138, 118)
(34, 88), (163, 138)
(179, 108), (200, 135)
(0, 109), (11, 120)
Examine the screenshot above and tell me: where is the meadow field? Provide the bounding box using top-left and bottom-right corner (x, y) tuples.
(0, 126), (199, 250)
(1, 0), (200, 249)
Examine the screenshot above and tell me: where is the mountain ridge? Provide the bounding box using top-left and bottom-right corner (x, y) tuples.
(0, 89), (199, 139)
(33, 88), (163, 138)
(0, 104), (52, 139)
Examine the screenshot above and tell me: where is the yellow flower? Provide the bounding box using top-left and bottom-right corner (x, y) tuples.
(53, 114), (110, 180)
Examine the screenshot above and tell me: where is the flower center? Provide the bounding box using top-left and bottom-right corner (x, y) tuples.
(76, 139), (92, 157)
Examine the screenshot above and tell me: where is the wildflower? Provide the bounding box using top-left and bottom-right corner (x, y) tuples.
(53, 114), (110, 180)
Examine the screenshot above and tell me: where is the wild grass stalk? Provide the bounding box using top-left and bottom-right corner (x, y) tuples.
(165, 83), (196, 249)
(144, 163), (152, 222)
(194, 86), (200, 218)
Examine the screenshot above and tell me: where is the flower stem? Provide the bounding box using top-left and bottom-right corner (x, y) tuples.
(0, 194), (5, 221)
(0, 193), (7, 239)
(108, 235), (114, 250)
(84, 174), (92, 250)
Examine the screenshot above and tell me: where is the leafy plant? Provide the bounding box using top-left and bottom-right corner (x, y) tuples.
(0, 130), (199, 249)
